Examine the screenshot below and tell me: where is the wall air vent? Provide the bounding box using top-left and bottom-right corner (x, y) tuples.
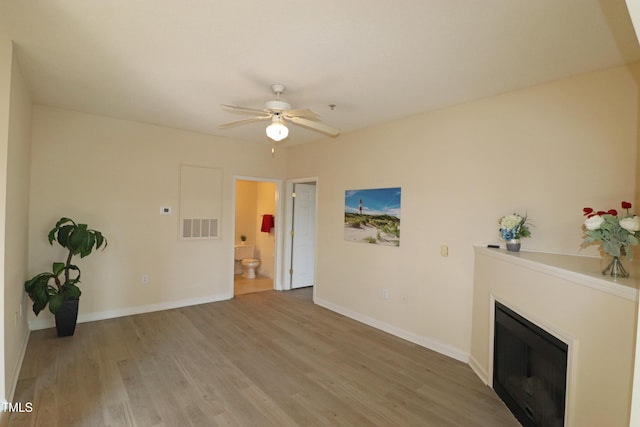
(182, 218), (219, 239)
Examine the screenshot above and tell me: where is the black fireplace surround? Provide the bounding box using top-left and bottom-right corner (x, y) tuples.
(493, 301), (568, 427)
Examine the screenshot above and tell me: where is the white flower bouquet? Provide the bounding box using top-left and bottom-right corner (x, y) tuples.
(499, 213), (532, 241)
(582, 201), (639, 258)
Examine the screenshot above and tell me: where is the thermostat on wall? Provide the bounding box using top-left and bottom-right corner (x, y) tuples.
(160, 206), (172, 214)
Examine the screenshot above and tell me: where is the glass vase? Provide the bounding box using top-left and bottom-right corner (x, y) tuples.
(602, 256), (629, 278)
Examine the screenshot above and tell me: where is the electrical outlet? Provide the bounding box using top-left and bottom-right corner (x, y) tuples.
(142, 274), (149, 284)
(382, 288), (389, 300)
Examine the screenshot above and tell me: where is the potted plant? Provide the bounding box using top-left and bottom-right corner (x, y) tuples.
(581, 201), (640, 278)
(498, 213), (532, 252)
(240, 235), (247, 245)
(24, 217), (107, 336)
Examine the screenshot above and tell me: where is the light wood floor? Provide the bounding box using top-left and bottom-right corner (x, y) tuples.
(233, 274), (273, 296)
(9, 288), (519, 427)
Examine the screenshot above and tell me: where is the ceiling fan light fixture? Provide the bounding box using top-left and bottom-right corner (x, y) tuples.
(220, 84), (340, 140)
(266, 116), (288, 141)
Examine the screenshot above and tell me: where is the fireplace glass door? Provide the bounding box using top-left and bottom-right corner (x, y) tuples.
(493, 301), (567, 427)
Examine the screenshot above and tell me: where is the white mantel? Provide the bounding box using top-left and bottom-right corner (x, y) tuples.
(476, 246), (640, 301)
(471, 246), (638, 427)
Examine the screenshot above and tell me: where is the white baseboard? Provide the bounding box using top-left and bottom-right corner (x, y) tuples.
(468, 354), (489, 385)
(313, 297), (470, 363)
(28, 292), (232, 331)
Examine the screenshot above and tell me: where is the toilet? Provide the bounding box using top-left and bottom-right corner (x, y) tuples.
(234, 245), (260, 279)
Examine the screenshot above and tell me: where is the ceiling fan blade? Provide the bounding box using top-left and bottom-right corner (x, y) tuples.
(283, 108), (318, 119)
(221, 104), (269, 115)
(288, 116), (341, 137)
(218, 116), (270, 129)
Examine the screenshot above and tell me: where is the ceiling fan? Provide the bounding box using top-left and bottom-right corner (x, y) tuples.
(219, 84), (341, 142)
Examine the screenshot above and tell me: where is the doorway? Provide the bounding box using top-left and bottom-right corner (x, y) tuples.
(233, 177), (282, 296)
(284, 178), (318, 292)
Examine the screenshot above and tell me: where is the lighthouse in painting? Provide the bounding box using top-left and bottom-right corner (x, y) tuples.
(359, 199), (363, 215)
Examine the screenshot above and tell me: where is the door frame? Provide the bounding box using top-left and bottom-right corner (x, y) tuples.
(283, 177), (319, 294)
(231, 175), (284, 293)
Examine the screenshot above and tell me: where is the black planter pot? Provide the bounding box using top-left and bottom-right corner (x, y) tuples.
(55, 299), (79, 337)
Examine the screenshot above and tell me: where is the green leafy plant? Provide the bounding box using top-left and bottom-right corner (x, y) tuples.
(24, 217), (107, 315)
(582, 201), (639, 259)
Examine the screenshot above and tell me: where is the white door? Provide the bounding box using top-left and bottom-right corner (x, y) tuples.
(291, 183), (316, 289)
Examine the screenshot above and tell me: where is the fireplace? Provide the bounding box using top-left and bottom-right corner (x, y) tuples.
(493, 301), (568, 427)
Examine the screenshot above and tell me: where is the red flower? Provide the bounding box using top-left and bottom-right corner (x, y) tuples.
(583, 202), (633, 218)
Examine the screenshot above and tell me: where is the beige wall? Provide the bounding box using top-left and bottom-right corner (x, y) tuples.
(0, 38), (10, 410)
(633, 61), (640, 427)
(27, 106), (286, 328)
(0, 37), (32, 413)
(286, 64), (640, 359)
(235, 180), (258, 245)
(255, 182), (276, 279)
(4, 41), (32, 402)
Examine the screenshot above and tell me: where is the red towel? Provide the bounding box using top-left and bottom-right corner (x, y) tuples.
(261, 214), (274, 232)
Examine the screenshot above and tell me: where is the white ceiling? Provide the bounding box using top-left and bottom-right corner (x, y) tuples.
(1, 0), (640, 145)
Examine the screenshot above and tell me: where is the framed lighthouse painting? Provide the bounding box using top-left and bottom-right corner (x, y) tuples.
(344, 187), (401, 246)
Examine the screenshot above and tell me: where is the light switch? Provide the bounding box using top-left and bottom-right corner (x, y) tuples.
(440, 245), (449, 257)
